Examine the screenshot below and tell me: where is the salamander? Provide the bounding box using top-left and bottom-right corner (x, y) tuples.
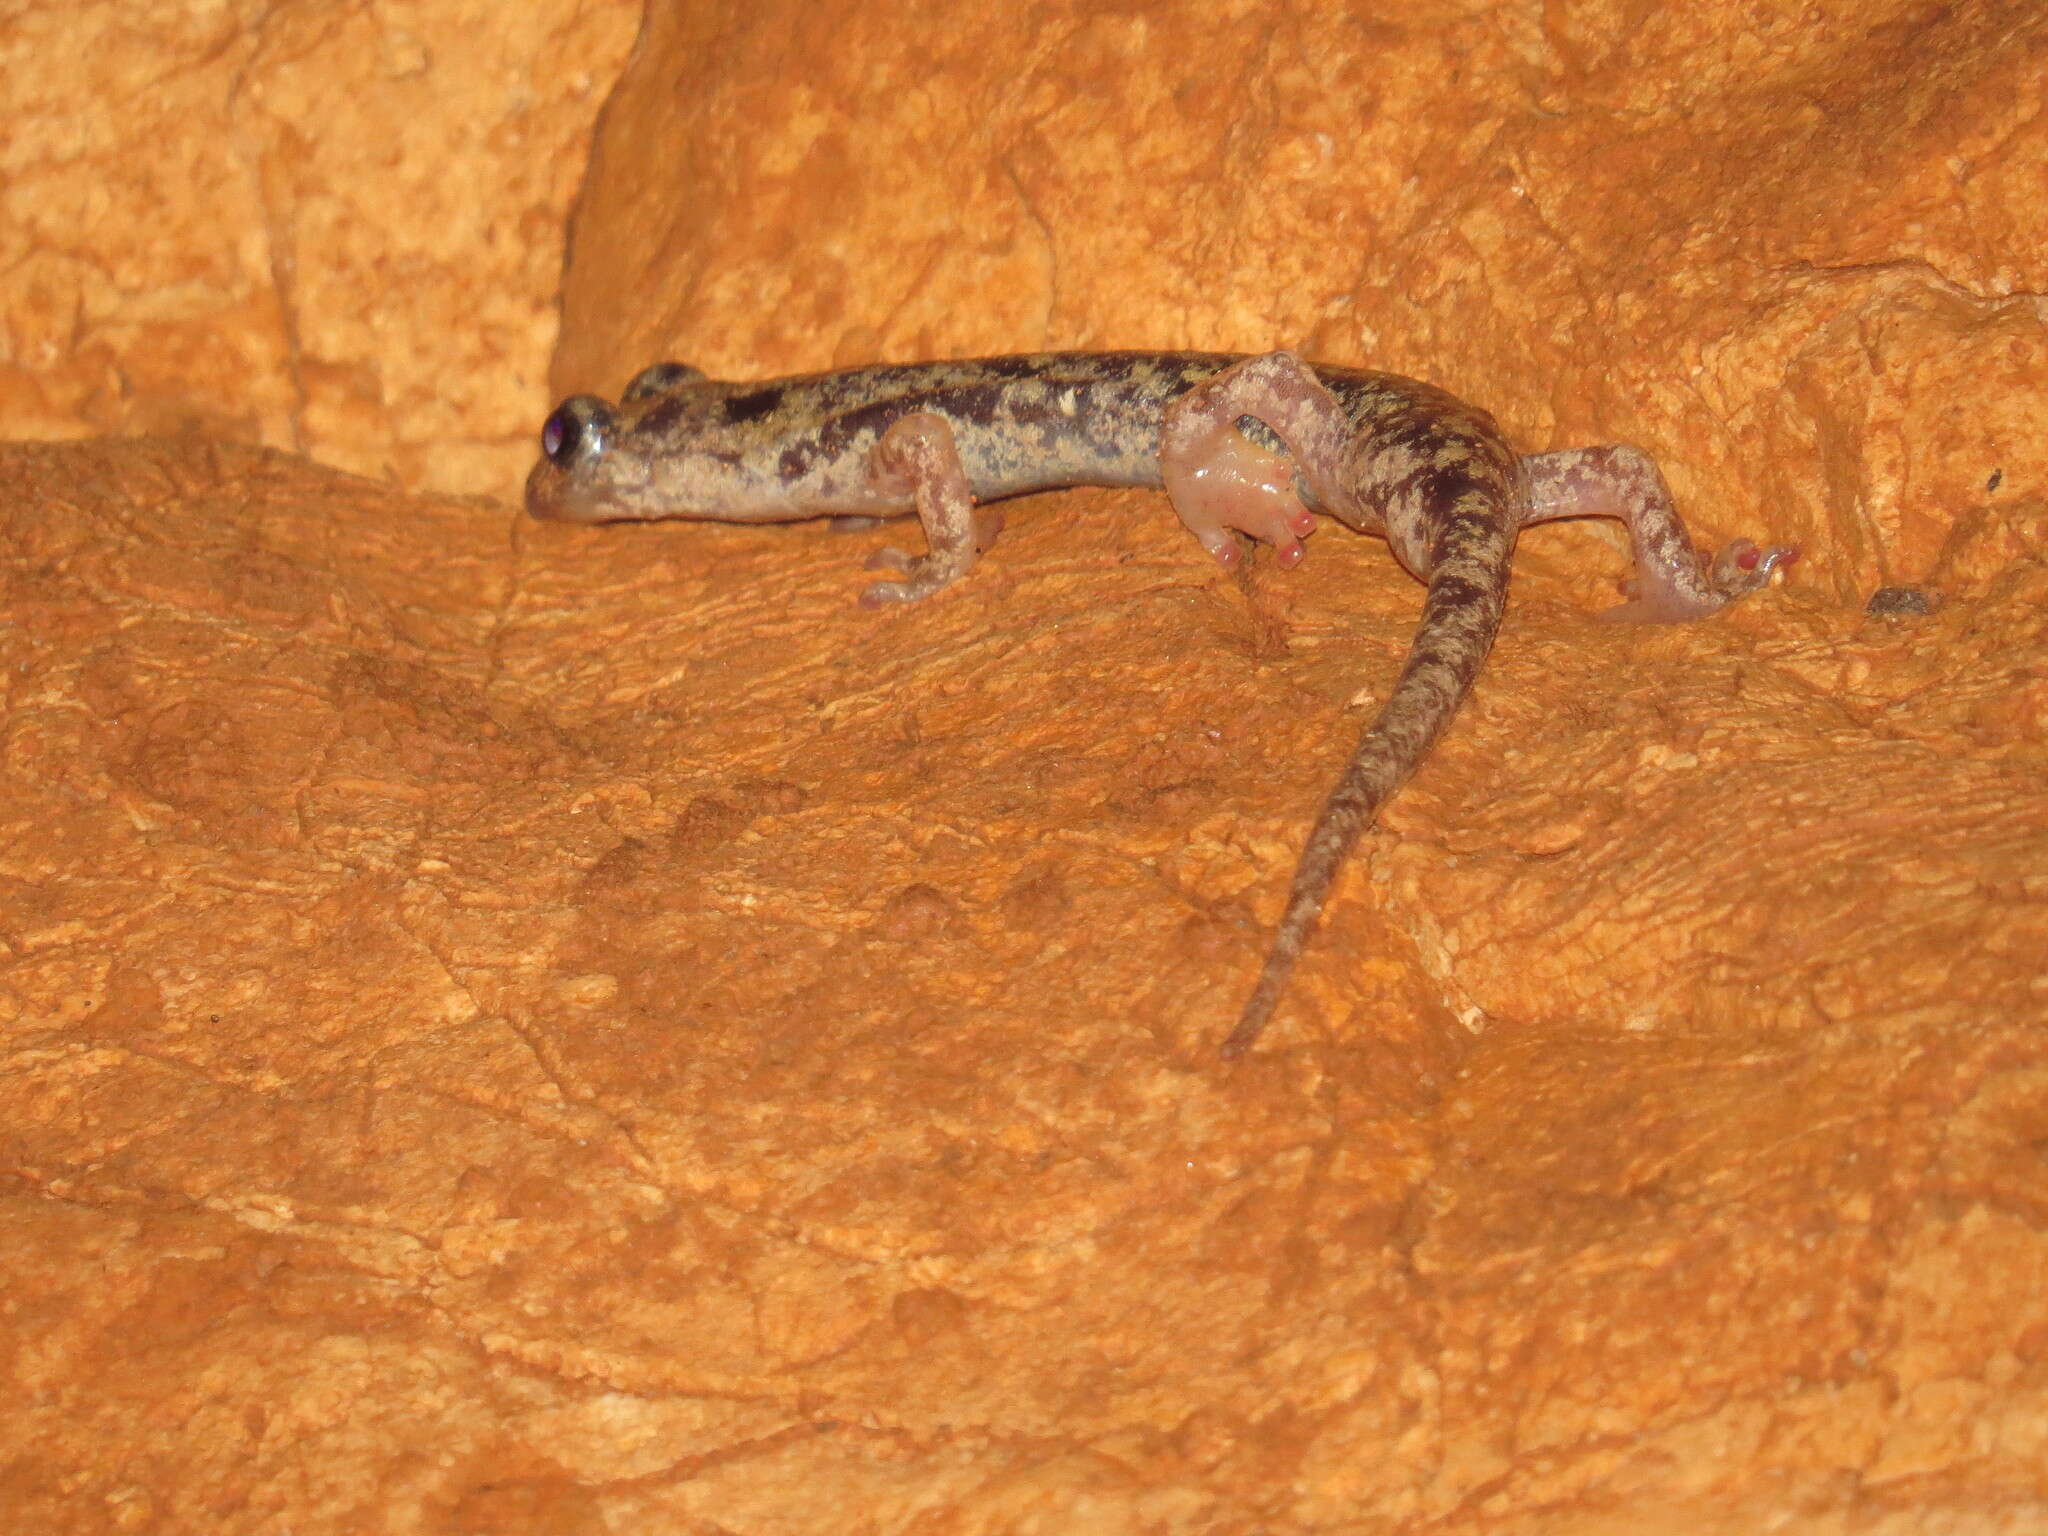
(527, 351), (1798, 1056)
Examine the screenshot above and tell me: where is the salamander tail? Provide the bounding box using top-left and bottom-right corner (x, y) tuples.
(1221, 505), (1513, 1058)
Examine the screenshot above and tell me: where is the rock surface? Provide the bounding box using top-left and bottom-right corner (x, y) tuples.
(0, 0), (638, 495)
(4, 1), (2047, 1531)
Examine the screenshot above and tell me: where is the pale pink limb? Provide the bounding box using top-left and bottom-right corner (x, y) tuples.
(1520, 446), (1798, 623)
(1158, 352), (1350, 570)
(858, 413), (1005, 606)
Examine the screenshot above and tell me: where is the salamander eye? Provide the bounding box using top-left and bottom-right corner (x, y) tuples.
(540, 396), (615, 470)
(622, 361), (706, 402)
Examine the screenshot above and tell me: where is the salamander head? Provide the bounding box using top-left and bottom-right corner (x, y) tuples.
(525, 361), (716, 523)
(526, 394), (631, 522)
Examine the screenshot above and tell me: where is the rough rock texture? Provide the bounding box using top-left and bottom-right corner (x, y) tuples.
(0, 0), (638, 495)
(6, 1), (2048, 1533)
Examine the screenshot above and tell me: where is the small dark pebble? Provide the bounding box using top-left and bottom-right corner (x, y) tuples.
(1865, 586), (1938, 618)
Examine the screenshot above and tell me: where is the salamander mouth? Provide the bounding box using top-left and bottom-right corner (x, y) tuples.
(523, 456), (671, 523)
(523, 457), (620, 523)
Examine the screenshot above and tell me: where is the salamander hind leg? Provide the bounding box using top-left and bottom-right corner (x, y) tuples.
(1520, 446), (1799, 623)
(859, 412), (1005, 607)
(1159, 352), (1347, 571)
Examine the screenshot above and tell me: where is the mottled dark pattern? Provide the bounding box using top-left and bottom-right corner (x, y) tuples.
(722, 386), (788, 424)
(623, 361), (706, 402)
(632, 391), (694, 441)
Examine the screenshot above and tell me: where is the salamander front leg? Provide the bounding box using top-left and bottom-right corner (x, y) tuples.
(1159, 352), (1346, 571)
(860, 412), (1005, 607)
(1521, 446), (1799, 622)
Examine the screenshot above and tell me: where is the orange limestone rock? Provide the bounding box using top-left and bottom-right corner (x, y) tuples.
(4, 0), (2048, 1529)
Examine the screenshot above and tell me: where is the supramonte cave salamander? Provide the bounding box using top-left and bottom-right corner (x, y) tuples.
(527, 350), (1798, 1057)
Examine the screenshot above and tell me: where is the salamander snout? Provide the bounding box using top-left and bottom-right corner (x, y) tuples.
(540, 396), (616, 473)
